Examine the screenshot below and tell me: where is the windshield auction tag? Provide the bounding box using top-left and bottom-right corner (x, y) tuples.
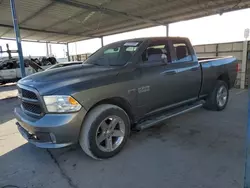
(124, 42), (139, 46)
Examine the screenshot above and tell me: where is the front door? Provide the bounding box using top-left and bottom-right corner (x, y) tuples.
(137, 39), (170, 114)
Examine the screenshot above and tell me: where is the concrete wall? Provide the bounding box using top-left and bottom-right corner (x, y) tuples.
(194, 41), (250, 88)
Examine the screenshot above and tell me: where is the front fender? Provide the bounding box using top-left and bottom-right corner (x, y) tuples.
(73, 81), (137, 112)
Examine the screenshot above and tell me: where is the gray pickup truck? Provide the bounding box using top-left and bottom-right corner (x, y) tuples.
(15, 37), (237, 159)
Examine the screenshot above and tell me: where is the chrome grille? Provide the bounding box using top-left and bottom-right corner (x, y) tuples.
(18, 86), (43, 116)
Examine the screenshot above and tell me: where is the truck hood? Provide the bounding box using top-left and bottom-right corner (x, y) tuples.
(18, 64), (119, 95)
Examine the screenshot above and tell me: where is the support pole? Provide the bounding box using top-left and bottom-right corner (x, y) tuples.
(166, 24), (169, 37)
(100, 37), (104, 47)
(240, 40), (248, 89)
(46, 42), (49, 57)
(215, 44), (219, 57)
(10, 0), (25, 77)
(75, 42), (77, 55)
(48, 43), (52, 56)
(6, 44), (12, 59)
(66, 43), (70, 61)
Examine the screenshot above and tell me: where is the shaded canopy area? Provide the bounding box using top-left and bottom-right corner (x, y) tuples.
(0, 0), (249, 43)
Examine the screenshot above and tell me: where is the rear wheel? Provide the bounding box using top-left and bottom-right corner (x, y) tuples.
(79, 104), (130, 159)
(204, 80), (229, 111)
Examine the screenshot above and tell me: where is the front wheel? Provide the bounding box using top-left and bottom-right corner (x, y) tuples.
(204, 80), (229, 111)
(79, 104), (130, 159)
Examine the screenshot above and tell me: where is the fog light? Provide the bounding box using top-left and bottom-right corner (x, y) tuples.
(49, 133), (56, 143)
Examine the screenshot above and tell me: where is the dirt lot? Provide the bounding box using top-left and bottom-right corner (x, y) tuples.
(0, 84), (248, 188)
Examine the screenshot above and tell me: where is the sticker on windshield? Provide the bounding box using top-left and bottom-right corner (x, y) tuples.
(124, 42), (139, 46)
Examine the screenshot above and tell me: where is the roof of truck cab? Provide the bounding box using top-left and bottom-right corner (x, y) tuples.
(106, 37), (190, 44)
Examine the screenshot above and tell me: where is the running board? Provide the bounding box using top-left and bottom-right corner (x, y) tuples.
(135, 100), (205, 131)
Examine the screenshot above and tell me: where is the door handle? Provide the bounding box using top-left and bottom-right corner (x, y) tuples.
(162, 70), (177, 75)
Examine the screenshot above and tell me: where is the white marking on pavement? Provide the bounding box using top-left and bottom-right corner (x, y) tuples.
(236, 90), (247, 95)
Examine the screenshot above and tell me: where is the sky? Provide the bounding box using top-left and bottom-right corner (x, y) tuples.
(0, 8), (250, 58)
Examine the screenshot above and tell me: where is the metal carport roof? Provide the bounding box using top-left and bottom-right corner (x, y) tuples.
(0, 0), (250, 43)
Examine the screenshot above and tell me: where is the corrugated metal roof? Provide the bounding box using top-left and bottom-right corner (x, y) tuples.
(0, 0), (249, 43)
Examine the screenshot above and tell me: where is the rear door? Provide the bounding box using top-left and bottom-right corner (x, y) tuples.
(164, 39), (201, 103)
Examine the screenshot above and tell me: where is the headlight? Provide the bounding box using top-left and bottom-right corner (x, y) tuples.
(43, 95), (81, 113)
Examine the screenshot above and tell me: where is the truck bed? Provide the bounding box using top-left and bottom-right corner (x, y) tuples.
(198, 56), (237, 97)
(198, 56), (234, 62)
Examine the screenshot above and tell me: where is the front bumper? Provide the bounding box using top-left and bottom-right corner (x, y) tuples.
(14, 107), (87, 148)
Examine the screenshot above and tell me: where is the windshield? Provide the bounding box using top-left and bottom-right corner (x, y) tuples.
(85, 41), (141, 66)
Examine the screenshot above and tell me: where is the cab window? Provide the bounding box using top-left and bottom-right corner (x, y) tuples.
(142, 41), (170, 63)
(172, 42), (192, 63)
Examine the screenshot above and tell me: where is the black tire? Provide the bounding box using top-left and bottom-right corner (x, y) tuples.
(204, 80), (229, 111)
(79, 104), (130, 160)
